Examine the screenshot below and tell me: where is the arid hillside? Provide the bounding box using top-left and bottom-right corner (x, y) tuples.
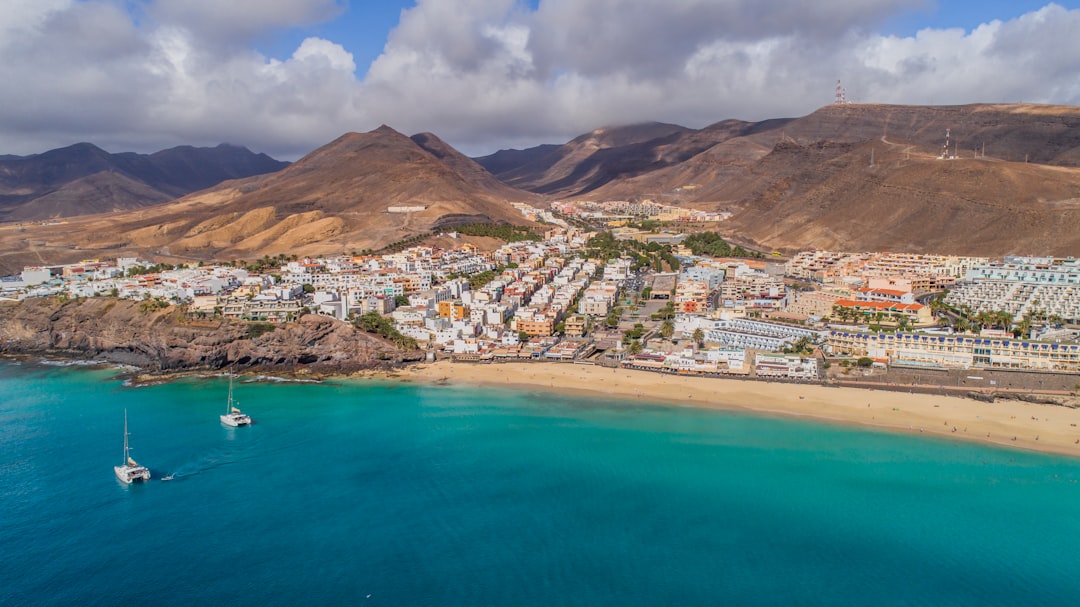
(0, 126), (539, 273)
(475, 121), (773, 197)
(481, 103), (1080, 256)
(0, 142), (288, 221)
(3, 104), (1079, 273)
(717, 140), (1080, 255)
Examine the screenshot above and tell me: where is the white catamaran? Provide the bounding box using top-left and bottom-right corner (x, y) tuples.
(220, 374), (252, 427)
(114, 409), (151, 484)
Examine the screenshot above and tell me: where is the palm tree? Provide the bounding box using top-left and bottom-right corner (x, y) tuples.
(894, 314), (910, 332)
(955, 317), (972, 334)
(1018, 313), (1033, 339)
(660, 319), (675, 339)
(832, 305), (845, 323)
(692, 328), (705, 348)
(791, 336), (813, 355)
(996, 311), (1014, 332)
(840, 306), (855, 323)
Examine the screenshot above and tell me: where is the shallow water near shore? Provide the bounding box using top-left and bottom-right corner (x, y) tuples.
(3, 361), (1080, 606)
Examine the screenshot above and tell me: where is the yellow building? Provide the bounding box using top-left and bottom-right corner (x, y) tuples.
(833, 299), (933, 327)
(564, 315), (588, 337)
(784, 291), (842, 319)
(437, 300), (468, 320)
(517, 318), (555, 337)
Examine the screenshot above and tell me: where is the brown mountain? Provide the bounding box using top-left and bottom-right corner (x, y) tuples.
(747, 103), (1080, 165)
(669, 104), (1080, 256)
(0, 126), (537, 273)
(717, 139), (1080, 256)
(4, 104), (1079, 273)
(0, 142), (288, 222)
(474, 119), (795, 197)
(480, 103), (1080, 256)
(475, 122), (704, 196)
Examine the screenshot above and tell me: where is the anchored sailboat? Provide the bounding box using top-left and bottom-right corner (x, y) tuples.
(114, 409), (151, 484)
(220, 374), (252, 427)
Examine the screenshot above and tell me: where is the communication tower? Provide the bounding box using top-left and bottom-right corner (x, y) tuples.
(938, 128), (952, 160)
(834, 80), (848, 104)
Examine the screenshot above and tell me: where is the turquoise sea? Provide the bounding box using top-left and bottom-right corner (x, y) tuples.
(2, 360), (1080, 606)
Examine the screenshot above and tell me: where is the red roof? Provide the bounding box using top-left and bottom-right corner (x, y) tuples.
(857, 288), (909, 296)
(836, 299), (923, 311)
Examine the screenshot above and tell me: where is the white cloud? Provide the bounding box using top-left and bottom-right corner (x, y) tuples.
(358, 0), (1080, 152)
(290, 37), (357, 72)
(148, 0), (345, 45)
(0, 0), (1079, 159)
(0, 0), (69, 37)
(526, 0), (919, 79)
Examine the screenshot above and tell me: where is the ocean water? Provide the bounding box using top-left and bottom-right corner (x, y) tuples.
(2, 361), (1080, 606)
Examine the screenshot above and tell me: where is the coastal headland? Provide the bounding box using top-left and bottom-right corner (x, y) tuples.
(0, 297), (420, 374)
(5, 297), (1080, 458)
(394, 360), (1080, 459)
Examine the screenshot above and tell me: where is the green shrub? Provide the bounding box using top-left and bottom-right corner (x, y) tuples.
(247, 322), (277, 339)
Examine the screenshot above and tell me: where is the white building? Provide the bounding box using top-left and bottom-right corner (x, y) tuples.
(754, 354), (819, 379)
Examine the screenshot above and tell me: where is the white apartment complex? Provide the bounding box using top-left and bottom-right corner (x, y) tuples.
(946, 256), (1080, 323)
(828, 330), (1080, 372)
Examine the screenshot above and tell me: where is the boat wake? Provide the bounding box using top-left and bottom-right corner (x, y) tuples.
(156, 436), (267, 481)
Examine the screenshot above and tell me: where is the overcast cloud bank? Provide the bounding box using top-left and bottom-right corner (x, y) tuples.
(2, 0), (1079, 158)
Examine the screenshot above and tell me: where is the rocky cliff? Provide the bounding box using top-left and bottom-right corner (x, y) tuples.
(0, 298), (421, 375)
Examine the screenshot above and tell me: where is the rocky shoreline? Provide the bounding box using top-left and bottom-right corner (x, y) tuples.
(0, 297), (422, 378)
(3, 297), (1078, 409)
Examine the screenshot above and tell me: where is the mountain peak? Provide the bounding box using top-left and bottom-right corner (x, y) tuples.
(371, 124), (404, 137)
(0, 142), (288, 222)
(66, 141), (108, 152)
(569, 121), (690, 149)
(44, 141), (111, 160)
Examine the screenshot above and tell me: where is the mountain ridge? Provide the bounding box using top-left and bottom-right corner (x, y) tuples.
(3, 103), (1080, 275)
(0, 125), (539, 273)
(0, 142), (289, 222)
(474, 103), (1080, 256)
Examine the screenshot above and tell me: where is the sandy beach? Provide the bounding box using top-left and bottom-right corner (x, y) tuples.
(390, 360), (1080, 458)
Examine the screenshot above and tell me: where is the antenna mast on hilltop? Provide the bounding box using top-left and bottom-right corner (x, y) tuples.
(938, 128), (952, 160)
(834, 80), (848, 104)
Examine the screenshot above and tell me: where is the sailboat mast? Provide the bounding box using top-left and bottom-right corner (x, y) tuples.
(123, 409), (129, 466)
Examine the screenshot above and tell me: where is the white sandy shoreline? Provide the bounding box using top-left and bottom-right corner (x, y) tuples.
(383, 360), (1080, 459)
(11, 353), (1080, 458)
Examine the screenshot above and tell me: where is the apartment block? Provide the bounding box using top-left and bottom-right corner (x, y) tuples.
(827, 331), (1080, 372)
(832, 299), (933, 326)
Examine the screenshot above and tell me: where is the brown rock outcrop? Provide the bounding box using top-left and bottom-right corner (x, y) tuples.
(0, 297), (421, 375)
